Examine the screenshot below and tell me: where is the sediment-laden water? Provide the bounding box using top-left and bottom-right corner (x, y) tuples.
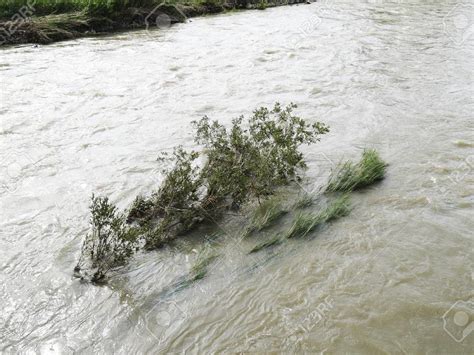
(1, 0), (473, 353)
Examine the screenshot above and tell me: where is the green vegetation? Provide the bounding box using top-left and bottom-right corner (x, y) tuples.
(248, 150), (387, 252)
(194, 103), (329, 206)
(128, 148), (202, 249)
(74, 104), (387, 282)
(1, 0), (181, 18)
(454, 140), (473, 148)
(249, 234), (283, 253)
(189, 246), (219, 280)
(244, 197), (287, 236)
(285, 212), (322, 239)
(285, 194), (350, 239)
(76, 103), (329, 282)
(0, 0), (307, 45)
(322, 194), (351, 221)
(75, 195), (139, 283)
(292, 192), (314, 209)
(326, 149), (387, 193)
(256, 0), (268, 10)
(125, 103), (328, 251)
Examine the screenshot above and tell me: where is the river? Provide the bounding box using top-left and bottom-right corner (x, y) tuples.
(1, 0), (473, 353)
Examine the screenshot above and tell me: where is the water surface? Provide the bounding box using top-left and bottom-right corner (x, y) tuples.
(1, 0), (473, 353)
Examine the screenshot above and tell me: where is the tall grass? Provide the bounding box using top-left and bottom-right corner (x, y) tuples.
(292, 192), (314, 209)
(244, 197), (287, 237)
(326, 149), (387, 193)
(0, 0), (176, 18)
(249, 234), (283, 253)
(189, 246), (218, 281)
(285, 194), (350, 239)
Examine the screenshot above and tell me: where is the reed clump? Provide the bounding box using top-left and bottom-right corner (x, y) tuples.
(249, 235), (283, 253)
(326, 149), (387, 193)
(292, 192), (314, 209)
(285, 194), (350, 239)
(244, 197), (287, 237)
(189, 246), (218, 280)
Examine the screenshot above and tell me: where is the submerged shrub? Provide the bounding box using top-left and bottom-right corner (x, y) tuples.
(326, 149), (387, 193)
(285, 212), (324, 239)
(127, 148), (203, 249)
(77, 103), (329, 281)
(75, 195), (139, 283)
(194, 103), (329, 207)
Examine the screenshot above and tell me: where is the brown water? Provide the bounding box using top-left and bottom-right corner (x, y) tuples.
(1, 0), (473, 353)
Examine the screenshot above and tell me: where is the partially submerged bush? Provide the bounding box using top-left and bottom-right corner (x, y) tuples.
(320, 193), (351, 222)
(131, 103), (329, 248)
(76, 103), (329, 281)
(285, 212), (324, 239)
(326, 149), (387, 192)
(75, 195), (139, 283)
(194, 103), (329, 207)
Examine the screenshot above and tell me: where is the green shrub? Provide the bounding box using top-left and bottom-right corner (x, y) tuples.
(77, 103), (328, 281)
(130, 148), (203, 249)
(0, 0), (180, 19)
(75, 195), (139, 283)
(320, 193), (351, 221)
(194, 103), (329, 207)
(256, 0), (268, 9)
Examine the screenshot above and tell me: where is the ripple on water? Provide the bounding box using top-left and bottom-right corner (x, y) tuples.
(0, 1), (473, 353)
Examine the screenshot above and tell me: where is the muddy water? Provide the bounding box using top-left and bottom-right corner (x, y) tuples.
(1, 0), (473, 353)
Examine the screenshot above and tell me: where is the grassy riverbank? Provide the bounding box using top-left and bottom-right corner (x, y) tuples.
(0, 0), (308, 46)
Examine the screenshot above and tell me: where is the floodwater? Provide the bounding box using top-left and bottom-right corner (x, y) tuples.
(1, 0), (473, 353)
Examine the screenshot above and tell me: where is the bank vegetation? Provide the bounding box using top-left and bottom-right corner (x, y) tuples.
(0, 0), (308, 46)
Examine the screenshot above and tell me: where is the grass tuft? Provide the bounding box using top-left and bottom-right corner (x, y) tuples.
(292, 192), (315, 209)
(326, 149), (387, 193)
(249, 235), (283, 253)
(454, 140), (473, 148)
(189, 246), (218, 281)
(285, 212), (324, 239)
(244, 197), (287, 236)
(321, 194), (351, 221)
(285, 194), (351, 239)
